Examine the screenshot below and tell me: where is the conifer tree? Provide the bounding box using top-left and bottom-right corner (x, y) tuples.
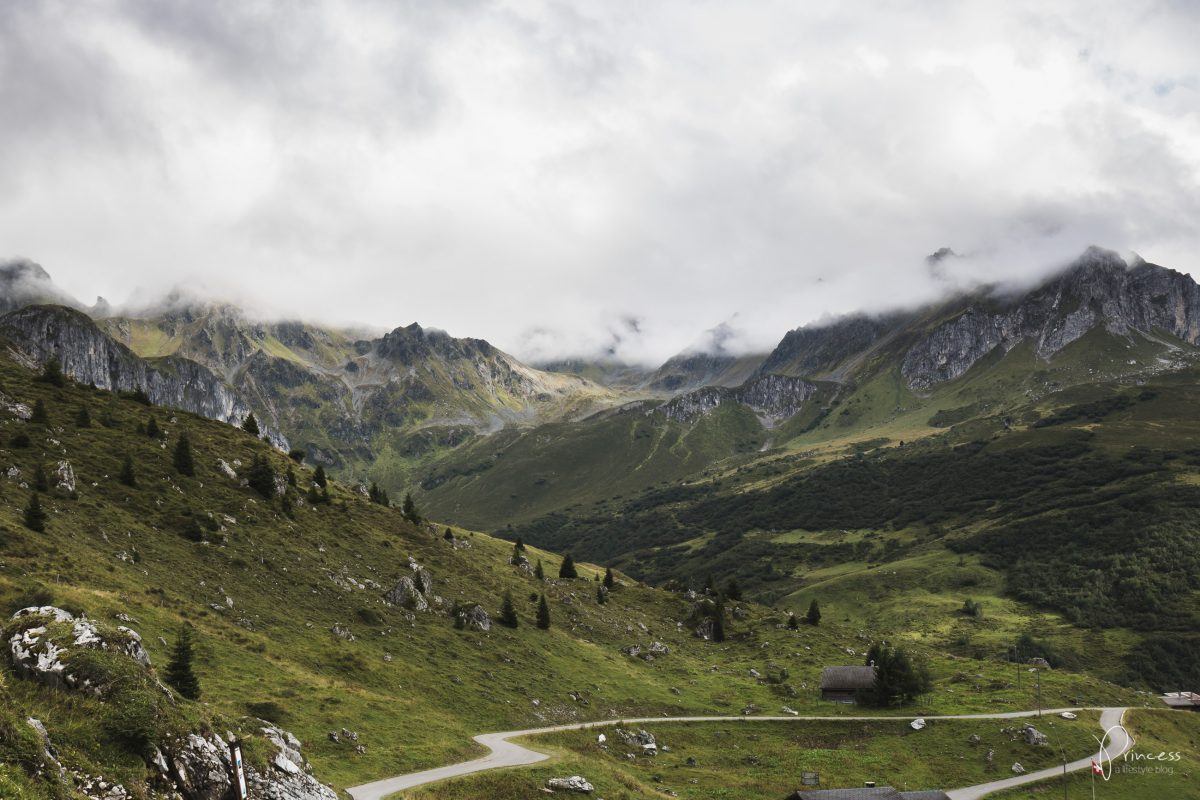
(558, 553), (578, 579)
(401, 492), (420, 524)
(241, 412), (260, 436)
(536, 594), (551, 629)
(37, 357), (65, 387)
(119, 455), (136, 487)
(286, 465), (297, 487)
(146, 415), (160, 439)
(534, 560), (545, 580)
(33, 464), (49, 492)
(173, 429), (195, 476)
(313, 465), (327, 488)
(806, 598), (822, 626)
(246, 454), (276, 499)
(30, 399), (48, 424)
(725, 577), (743, 602)
(704, 573), (717, 595)
(499, 591), (519, 628)
(281, 491), (294, 518)
(75, 404), (91, 427)
(23, 491), (46, 532)
(603, 567), (615, 590)
(165, 624), (201, 700)
(787, 612), (799, 631)
(596, 586), (607, 605)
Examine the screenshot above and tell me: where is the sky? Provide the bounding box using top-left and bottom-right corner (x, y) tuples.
(1, 1), (1198, 365)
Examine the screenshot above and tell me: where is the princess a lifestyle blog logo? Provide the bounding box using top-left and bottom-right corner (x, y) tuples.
(1091, 724), (1183, 781)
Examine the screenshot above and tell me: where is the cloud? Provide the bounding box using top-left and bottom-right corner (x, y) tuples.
(0, 1), (1197, 364)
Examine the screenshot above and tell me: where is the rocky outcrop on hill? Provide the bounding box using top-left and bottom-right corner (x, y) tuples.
(658, 374), (817, 422)
(758, 312), (908, 379)
(8, 606), (151, 694)
(901, 247), (1200, 389)
(0, 306), (287, 446)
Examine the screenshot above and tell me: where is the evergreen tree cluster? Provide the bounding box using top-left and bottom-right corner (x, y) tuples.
(368, 482), (390, 506)
(862, 642), (932, 706)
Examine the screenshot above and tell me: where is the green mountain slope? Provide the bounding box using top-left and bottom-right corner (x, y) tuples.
(0, 349), (1137, 799)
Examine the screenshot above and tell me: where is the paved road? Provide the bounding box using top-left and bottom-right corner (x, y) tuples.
(345, 706), (1131, 800)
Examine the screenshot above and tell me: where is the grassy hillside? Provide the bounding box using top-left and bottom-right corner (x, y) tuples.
(0, 350), (1147, 798)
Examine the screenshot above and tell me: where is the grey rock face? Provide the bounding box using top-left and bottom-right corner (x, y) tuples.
(384, 575), (428, 611)
(160, 726), (337, 800)
(902, 248), (1200, 389)
(659, 374), (817, 422)
(0, 306), (288, 447)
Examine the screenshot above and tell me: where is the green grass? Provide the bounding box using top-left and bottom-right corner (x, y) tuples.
(990, 709), (1200, 800)
(408, 713), (1104, 800)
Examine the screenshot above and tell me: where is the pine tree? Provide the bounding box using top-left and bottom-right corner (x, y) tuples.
(23, 492), (46, 532)
(558, 553), (578, 579)
(119, 455), (136, 487)
(313, 465), (328, 488)
(182, 516), (205, 542)
(712, 594), (727, 642)
(286, 465), (297, 487)
(145, 415), (160, 439)
(37, 357), (65, 387)
(704, 573), (717, 596)
(165, 624), (201, 700)
(725, 578), (743, 601)
(33, 464), (49, 492)
(534, 560), (545, 580)
(787, 612), (799, 631)
(173, 429), (195, 476)
(241, 412), (260, 436)
(443, 527), (455, 542)
(288, 448), (306, 464)
(75, 404), (91, 427)
(246, 454), (276, 499)
(536, 594), (551, 629)
(596, 586), (607, 605)
(29, 399), (48, 424)
(499, 591), (519, 628)
(401, 492), (420, 524)
(806, 598), (822, 626)
(281, 491), (294, 518)
(603, 567), (615, 590)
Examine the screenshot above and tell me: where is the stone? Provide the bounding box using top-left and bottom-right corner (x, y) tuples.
(55, 460), (76, 493)
(546, 775), (594, 793)
(622, 644), (641, 658)
(1011, 762), (1025, 774)
(910, 718), (926, 731)
(693, 618), (715, 640)
(648, 641), (669, 657)
(217, 459), (238, 479)
(457, 604), (490, 631)
(1022, 724), (1048, 746)
(383, 575), (428, 611)
(330, 624), (355, 641)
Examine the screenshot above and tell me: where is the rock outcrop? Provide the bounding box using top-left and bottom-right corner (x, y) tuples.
(7, 606), (152, 694)
(901, 248), (1200, 389)
(658, 374), (817, 423)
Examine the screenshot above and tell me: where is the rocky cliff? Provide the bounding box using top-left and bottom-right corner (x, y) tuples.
(659, 373), (817, 422)
(901, 247), (1200, 389)
(0, 305), (287, 446)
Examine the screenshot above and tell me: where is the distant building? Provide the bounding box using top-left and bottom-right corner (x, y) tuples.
(819, 665), (876, 703)
(786, 787), (950, 800)
(1161, 691), (1200, 711)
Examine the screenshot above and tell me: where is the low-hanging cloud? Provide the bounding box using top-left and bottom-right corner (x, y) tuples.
(0, 1), (1197, 365)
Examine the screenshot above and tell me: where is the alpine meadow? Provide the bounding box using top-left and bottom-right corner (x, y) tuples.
(1, 3), (1199, 800)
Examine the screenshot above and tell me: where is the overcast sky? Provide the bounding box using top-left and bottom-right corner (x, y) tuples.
(1, 1), (1198, 364)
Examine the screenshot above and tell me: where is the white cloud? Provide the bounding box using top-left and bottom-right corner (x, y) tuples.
(0, 0), (1197, 364)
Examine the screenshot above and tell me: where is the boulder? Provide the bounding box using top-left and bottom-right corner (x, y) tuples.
(1022, 724), (1048, 746)
(458, 604), (490, 631)
(648, 641), (669, 657)
(55, 460), (76, 493)
(1011, 762), (1025, 774)
(383, 576), (428, 611)
(546, 775), (594, 793)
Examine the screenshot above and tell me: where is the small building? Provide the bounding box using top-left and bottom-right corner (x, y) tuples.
(786, 788), (950, 800)
(1161, 691), (1200, 711)
(819, 665), (876, 703)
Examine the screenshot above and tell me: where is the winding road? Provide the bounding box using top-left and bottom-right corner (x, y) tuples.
(345, 706), (1132, 800)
